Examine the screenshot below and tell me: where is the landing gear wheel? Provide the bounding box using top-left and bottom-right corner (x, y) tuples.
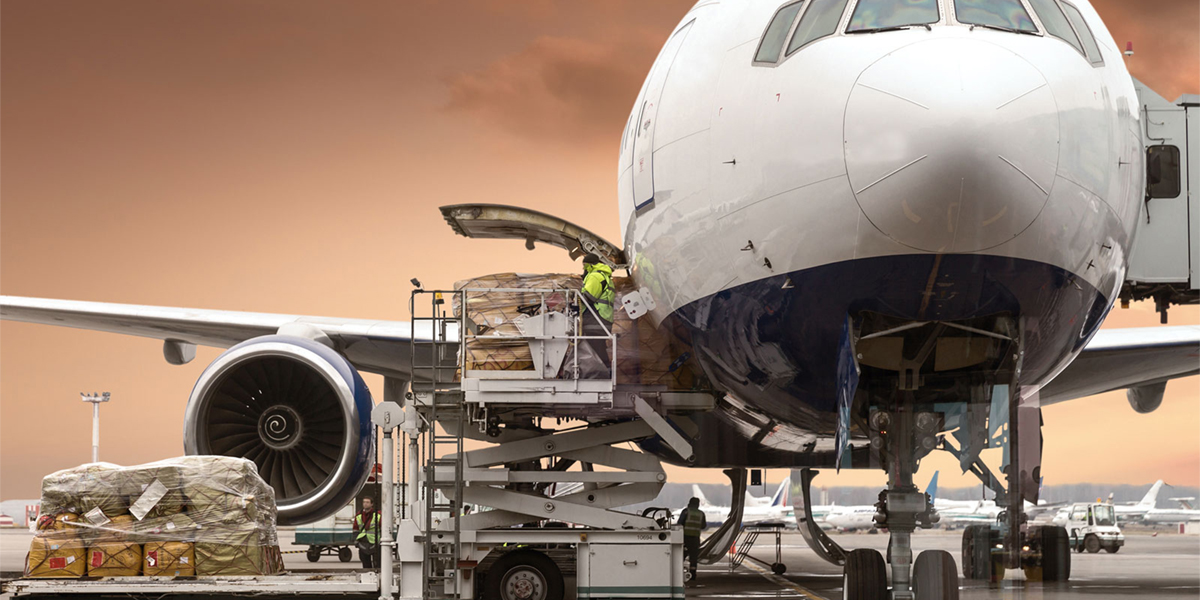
(913, 550), (959, 600)
(1025, 525), (1071, 582)
(961, 525), (1003, 581)
(306, 547), (321, 562)
(842, 548), (887, 600)
(338, 546), (353, 562)
(484, 549), (564, 600)
(772, 562), (786, 575)
(1084, 534), (1101, 554)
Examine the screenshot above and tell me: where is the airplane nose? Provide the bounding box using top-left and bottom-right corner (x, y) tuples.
(844, 38), (1058, 252)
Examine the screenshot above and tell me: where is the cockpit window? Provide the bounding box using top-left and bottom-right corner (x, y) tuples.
(1026, 0), (1085, 55)
(954, 0), (1037, 32)
(786, 0), (851, 53)
(756, 1), (806, 63)
(1059, 1), (1104, 64)
(847, 0), (939, 33)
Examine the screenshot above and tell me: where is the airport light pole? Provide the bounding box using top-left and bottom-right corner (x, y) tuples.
(80, 392), (110, 463)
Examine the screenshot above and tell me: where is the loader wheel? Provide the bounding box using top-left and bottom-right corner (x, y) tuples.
(484, 549), (564, 600)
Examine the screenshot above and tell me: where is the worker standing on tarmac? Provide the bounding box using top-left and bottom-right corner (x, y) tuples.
(353, 496), (382, 570)
(678, 497), (707, 580)
(580, 254), (615, 374)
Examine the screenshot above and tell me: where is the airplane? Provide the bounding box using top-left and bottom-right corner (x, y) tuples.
(742, 476), (796, 527)
(3, 0), (1199, 596)
(687, 478), (795, 528)
(1111, 480), (1166, 521)
(1143, 499), (1200, 525)
(823, 505), (882, 533)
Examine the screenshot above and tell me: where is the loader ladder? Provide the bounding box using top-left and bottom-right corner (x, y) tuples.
(409, 290), (466, 599)
(730, 526), (784, 572)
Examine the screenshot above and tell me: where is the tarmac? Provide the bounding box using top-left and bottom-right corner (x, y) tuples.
(2, 527), (1197, 598)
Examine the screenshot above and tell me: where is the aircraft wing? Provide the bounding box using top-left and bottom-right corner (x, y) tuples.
(1040, 325), (1200, 406)
(0, 295), (438, 379)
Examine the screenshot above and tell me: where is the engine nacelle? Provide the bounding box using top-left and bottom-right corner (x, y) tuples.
(1127, 381), (1167, 414)
(183, 335), (374, 525)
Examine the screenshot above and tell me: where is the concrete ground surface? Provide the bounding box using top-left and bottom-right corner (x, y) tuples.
(2, 528), (1198, 598)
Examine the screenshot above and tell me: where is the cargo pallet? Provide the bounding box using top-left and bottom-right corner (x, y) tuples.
(3, 572), (390, 597)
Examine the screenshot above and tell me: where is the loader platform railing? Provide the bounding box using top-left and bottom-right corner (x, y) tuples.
(411, 287), (618, 410)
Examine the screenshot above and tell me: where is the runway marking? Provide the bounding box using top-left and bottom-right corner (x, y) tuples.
(742, 558), (828, 600)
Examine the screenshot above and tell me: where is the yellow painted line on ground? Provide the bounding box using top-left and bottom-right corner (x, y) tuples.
(741, 557), (828, 600)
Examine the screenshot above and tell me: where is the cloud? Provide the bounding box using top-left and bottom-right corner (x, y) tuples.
(444, 34), (659, 147)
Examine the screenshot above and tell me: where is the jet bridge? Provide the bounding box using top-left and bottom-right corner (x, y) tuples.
(1123, 81), (1200, 322)
(384, 288), (719, 600)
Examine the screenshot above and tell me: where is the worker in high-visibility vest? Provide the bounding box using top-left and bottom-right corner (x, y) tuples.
(580, 254), (615, 375)
(353, 496), (381, 569)
(678, 497), (707, 580)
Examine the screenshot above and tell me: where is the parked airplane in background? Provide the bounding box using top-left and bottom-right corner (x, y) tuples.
(688, 478), (794, 528)
(1111, 480), (1166, 521)
(824, 506), (882, 533)
(4, 0), (1199, 595)
(743, 477), (795, 528)
(1143, 498), (1200, 525)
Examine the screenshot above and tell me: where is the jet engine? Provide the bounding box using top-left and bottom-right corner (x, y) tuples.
(182, 335), (374, 525)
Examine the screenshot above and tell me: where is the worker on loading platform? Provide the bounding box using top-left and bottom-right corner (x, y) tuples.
(580, 253), (614, 375)
(353, 496), (381, 570)
(679, 497), (707, 580)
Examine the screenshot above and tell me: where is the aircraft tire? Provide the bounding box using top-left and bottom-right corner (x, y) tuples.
(843, 549), (887, 600)
(913, 549), (959, 600)
(1038, 525), (1072, 582)
(961, 526), (988, 579)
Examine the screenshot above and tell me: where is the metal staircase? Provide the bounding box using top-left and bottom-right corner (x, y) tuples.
(729, 526), (786, 574)
(410, 290), (465, 599)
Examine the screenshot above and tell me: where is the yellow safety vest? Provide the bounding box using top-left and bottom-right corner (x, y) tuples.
(354, 512), (379, 544)
(582, 263), (615, 322)
(683, 508), (704, 537)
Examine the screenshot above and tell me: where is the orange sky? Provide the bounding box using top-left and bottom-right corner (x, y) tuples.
(1, 0), (1198, 500)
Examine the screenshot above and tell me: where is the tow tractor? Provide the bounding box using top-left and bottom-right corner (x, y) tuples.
(1056, 503), (1124, 554)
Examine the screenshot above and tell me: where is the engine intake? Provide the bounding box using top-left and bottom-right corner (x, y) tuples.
(183, 335), (374, 525)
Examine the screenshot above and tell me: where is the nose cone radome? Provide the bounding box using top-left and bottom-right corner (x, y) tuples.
(844, 38), (1058, 253)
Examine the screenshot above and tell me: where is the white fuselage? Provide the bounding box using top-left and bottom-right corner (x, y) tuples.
(615, 0), (1142, 465)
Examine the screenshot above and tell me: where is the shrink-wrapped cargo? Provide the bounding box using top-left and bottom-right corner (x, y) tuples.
(452, 272), (706, 389)
(41, 462), (188, 521)
(24, 528), (86, 578)
(195, 522), (283, 576)
(86, 541), (143, 577)
(28, 456), (281, 578)
(143, 541), (196, 577)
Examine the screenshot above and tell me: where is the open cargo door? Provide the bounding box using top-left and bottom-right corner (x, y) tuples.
(440, 204), (626, 267)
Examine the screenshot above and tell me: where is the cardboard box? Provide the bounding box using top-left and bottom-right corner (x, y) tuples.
(143, 541), (195, 577)
(86, 541), (142, 577)
(25, 533), (86, 578)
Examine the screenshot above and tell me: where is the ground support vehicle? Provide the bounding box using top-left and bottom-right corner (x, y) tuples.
(1061, 503), (1124, 554)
